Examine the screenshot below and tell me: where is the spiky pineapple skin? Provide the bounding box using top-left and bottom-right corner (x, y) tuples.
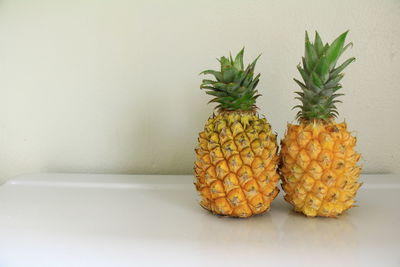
(194, 111), (280, 218)
(280, 121), (361, 217)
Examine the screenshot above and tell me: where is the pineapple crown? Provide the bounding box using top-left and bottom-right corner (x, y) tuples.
(200, 48), (261, 112)
(294, 31), (355, 121)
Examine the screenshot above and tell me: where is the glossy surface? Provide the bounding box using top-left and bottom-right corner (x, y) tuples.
(0, 174), (399, 267)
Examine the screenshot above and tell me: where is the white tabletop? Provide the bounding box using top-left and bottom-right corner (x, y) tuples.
(0, 173), (399, 267)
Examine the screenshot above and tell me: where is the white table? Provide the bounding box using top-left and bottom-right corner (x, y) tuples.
(0, 174), (399, 267)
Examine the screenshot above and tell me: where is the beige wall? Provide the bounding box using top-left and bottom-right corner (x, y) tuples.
(0, 0), (399, 183)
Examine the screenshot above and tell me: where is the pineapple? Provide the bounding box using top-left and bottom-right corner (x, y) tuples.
(280, 31), (362, 217)
(194, 49), (280, 218)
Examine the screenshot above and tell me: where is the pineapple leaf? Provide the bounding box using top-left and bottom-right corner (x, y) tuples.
(249, 54), (261, 70)
(202, 79), (216, 85)
(248, 74), (260, 89)
(314, 31), (324, 56)
(302, 57), (307, 71)
(205, 91), (226, 97)
(292, 105), (303, 110)
(222, 68), (236, 83)
(234, 48), (245, 69)
(330, 57), (355, 78)
(201, 85), (221, 91)
(294, 91), (304, 97)
(293, 78), (307, 90)
(332, 93), (345, 98)
(297, 65), (309, 84)
(200, 70), (222, 81)
(200, 48), (262, 111)
(325, 31), (348, 70)
(294, 31), (355, 121)
(340, 42), (353, 58)
(332, 84), (343, 92)
(311, 72), (323, 89)
(304, 32), (318, 71)
(314, 56), (330, 83)
(325, 74), (344, 89)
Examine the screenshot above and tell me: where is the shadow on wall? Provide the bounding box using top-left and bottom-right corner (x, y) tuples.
(126, 81), (209, 175)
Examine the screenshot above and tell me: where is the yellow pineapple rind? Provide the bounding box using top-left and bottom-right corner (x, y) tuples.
(280, 120), (361, 217)
(194, 111), (280, 218)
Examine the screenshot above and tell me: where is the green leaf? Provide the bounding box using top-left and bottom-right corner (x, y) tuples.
(294, 78), (307, 91)
(294, 91), (304, 97)
(218, 57), (231, 68)
(249, 54), (261, 71)
(201, 79), (216, 85)
(297, 65), (309, 84)
(314, 56), (329, 83)
(248, 73), (260, 89)
(302, 57), (307, 71)
(304, 33), (318, 72)
(332, 85), (343, 92)
(314, 31), (324, 56)
(234, 48), (245, 69)
(311, 72), (323, 88)
(216, 96), (235, 103)
(325, 94), (344, 105)
(325, 31), (349, 70)
(292, 105), (303, 111)
(212, 82), (229, 90)
(331, 93), (344, 99)
(330, 109), (339, 117)
(303, 88), (317, 102)
(200, 85), (223, 91)
(233, 70), (246, 84)
(325, 74), (344, 88)
(241, 74), (253, 87)
(307, 77), (322, 93)
(228, 82), (241, 92)
(235, 86), (248, 94)
(339, 42), (353, 58)
(330, 57), (355, 78)
(200, 70), (222, 81)
(201, 48), (263, 111)
(320, 88), (333, 97)
(222, 68), (236, 82)
(294, 97), (306, 105)
(205, 91), (226, 97)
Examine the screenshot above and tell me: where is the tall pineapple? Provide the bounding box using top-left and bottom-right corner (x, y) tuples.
(280, 31), (361, 217)
(194, 49), (280, 218)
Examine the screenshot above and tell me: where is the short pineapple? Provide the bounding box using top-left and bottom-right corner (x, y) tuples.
(280, 31), (362, 217)
(194, 49), (280, 218)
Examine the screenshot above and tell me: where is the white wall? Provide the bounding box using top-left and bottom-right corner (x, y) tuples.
(0, 0), (399, 183)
